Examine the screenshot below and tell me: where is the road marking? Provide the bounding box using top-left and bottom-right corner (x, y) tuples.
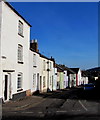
(79, 100), (88, 111)
(38, 112), (43, 114)
(56, 111), (67, 113)
(21, 112), (34, 114)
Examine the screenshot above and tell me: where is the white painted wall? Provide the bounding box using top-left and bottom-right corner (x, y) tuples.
(29, 50), (40, 93)
(1, 1), (30, 101)
(78, 69), (82, 85)
(81, 77), (88, 84)
(39, 56), (54, 92)
(0, 1), (2, 98)
(63, 71), (68, 88)
(53, 68), (57, 91)
(48, 60), (54, 91)
(39, 57), (48, 92)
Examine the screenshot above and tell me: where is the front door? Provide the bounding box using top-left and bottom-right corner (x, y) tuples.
(40, 76), (42, 92)
(37, 73), (39, 90)
(4, 75), (8, 101)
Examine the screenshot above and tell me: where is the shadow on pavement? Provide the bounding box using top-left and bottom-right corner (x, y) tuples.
(33, 88), (100, 102)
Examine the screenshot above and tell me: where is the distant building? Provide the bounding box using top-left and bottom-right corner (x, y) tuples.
(56, 64), (64, 90)
(67, 68), (76, 88)
(58, 65), (69, 88)
(70, 68), (81, 86)
(81, 71), (88, 84)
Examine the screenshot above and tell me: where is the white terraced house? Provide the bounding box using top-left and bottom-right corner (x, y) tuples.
(29, 40), (40, 94)
(0, 1), (31, 101)
(39, 54), (54, 92)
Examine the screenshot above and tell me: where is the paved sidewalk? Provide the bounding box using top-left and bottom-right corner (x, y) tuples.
(2, 96), (45, 111)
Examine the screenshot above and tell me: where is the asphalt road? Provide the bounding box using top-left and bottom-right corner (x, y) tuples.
(2, 88), (100, 120)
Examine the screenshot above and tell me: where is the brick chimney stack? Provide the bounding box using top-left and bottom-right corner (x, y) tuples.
(30, 39), (39, 52)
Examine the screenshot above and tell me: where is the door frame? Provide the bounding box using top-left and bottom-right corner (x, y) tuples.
(3, 73), (11, 101)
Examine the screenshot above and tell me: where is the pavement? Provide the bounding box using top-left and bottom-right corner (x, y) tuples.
(2, 96), (45, 111)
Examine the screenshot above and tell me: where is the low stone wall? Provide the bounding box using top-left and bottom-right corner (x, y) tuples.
(12, 91), (26, 101)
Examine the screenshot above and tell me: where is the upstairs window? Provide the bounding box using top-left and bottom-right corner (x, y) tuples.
(50, 62), (52, 69)
(33, 54), (36, 67)
(43, 60), (46, 71)
(18, 20), (23, 37)
(18, 44), (23, 63)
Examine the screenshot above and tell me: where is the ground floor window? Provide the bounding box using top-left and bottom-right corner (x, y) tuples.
(17, 73), (22, 90)
(43, 76), (46, 88)
(50, 76), (52, 85)
(33, 74), (36, 88)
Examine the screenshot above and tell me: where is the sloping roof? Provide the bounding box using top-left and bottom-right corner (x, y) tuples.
(58, 65), (75, 74)
(39, 54), (54, 62)
(56, 64), (64, 72)
(70, 68), (80, 74)
(30, 47), (54, 62)
(5, 2), (32, 27)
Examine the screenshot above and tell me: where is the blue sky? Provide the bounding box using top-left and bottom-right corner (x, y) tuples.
(10, 2), (98, 70)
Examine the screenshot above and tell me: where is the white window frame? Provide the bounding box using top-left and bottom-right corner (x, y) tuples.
(18, 44), (23, 62)
(43, 60), (46, 71)
(43, 76), (46, 88)
(50, 62), (52, 69)
(33, 74), (36, 88)
(18, 20), (23, 37)
(17, 73), (22, 90)
(33, 54), (36, 67)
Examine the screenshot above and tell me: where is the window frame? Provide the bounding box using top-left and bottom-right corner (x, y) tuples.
(43, 60), (46, 71)
(17, 72), (23, 91)
(33, 74), (36, 88)
(18, 44), (23, 64)
(18, 20), (24, 37)
(33, 54), (37, 67)
(43, 76), (46, 88)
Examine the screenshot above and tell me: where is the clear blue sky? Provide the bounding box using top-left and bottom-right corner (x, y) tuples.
(10, 2), (98, 70)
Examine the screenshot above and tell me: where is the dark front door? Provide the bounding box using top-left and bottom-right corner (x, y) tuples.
(40, 76), (42, 92)
(37, 73), (39, 90)
(4, 75), (8, 100)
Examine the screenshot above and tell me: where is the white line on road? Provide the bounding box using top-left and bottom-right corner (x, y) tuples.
(38, 112), (43, 114)
(21, 112), (34, 114)
(78, 100), (88, 111)
(56, 111), (67, 113)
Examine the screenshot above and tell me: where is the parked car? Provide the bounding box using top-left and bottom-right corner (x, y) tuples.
(83, 83), (95, 90)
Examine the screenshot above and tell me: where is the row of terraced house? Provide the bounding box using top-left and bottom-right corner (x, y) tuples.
(0, 1), (88, 102)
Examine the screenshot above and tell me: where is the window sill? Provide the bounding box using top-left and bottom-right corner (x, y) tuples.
(17, 89), (23, 92)
(18, 33), (24, 38)
(18, 61), (24, 64)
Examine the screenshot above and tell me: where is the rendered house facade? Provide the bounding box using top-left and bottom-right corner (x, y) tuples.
(39, 54), (54, 92)
(29, 46), (40, 93)
(53, 67), (57, 91)
(56, 64), (64, 89)
(0, 1), (31, 101)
